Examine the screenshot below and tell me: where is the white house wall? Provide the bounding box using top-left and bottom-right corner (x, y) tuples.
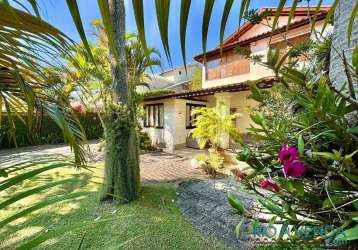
(143, 99), (206, 152)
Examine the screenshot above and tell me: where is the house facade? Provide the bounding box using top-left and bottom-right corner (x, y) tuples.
(142, 6), (331, 152)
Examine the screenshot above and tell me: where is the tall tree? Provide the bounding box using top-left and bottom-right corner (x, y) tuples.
(101, 0), (140, 203)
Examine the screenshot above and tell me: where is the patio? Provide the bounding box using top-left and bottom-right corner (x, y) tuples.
(0, 141), (208, 184)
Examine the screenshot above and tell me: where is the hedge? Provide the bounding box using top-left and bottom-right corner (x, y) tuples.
(0, 113), (103, 148)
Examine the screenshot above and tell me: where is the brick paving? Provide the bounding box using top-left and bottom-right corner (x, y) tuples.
(0, 140), (208, 183)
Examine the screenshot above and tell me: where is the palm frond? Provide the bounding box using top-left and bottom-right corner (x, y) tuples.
(272, 0), (287, 33)
(97, 0), (120, 63)
(180, 0), (191, 72)
(286, 0), (298, 31)
(220, 0), (234, 55)
(202, 0), (215, 63)
(238, 0), (250, 27)
(66, 0), (96, 64)
(155, 0), (171, 65)
(0, 3), (88, 165)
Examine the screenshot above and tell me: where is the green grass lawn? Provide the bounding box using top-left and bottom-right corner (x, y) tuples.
(0, 163), (229, 250)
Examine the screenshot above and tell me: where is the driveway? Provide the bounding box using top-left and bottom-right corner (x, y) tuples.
(0, 141), (208, 183)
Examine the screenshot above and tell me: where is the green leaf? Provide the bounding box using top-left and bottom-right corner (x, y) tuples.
(268, 216), (277, 226)
(286, 0), (298, 31)
(219, 0), (234, 55)
(238, 0), (250, 27)
(155, 0), (171, 64)
(235, 217), (245, 238)
(202, 0), (215, 63)
(258, 198), (284, 216)
(310, 0), (323, 33)
(0, 169), (7, 178)
(335, 225), (358, 241)
(347, 1), (358, 43)
(278, 179), (304, 196)
(250, 111), (264, 126)
(227, 193), (246, 215)
(344, 150), (358, 160)
(322, 195), (349, 209)
(352, 44), (358, 74)
(278, 220), (289, 240)
(97, 0), (120, 63)
(272, 0), (286, 33)
(27, 0), (41, 19)
(312, 151), (340, 161)
(297, 135), (304, 155)
(180, 0), (191, 72)
(250, 84), (263, 102)
(322, 0), (339, 34)
(66, 0), (96, 65)
(343, 172), (358, 184)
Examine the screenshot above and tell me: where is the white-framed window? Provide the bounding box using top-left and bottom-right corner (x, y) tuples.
(144, 103), (164, 128)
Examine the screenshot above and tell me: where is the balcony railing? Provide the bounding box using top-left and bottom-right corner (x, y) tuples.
(206, 59), (250, 80)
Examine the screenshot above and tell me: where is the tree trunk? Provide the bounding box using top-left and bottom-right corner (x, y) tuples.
(101, 0), (140, 203)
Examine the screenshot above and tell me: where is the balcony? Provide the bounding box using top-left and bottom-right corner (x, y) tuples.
(206, 58), (250, 81)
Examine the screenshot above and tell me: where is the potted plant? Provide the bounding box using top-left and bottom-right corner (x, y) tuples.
(190, 104), (241, 158)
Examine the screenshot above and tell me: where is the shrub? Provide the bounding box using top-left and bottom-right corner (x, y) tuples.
(0, 113), (103, 148)
(138, 131), (153, 150)
(195, 154), (224, 176)
(190, 105), (241, 150)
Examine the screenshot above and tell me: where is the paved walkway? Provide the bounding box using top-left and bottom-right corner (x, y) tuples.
(0, 141), (207, 183)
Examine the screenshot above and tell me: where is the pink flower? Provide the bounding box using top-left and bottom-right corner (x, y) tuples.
(283, 161), (305, 177)
(278, 145), (299, 163)
(260, 179), (280, 192)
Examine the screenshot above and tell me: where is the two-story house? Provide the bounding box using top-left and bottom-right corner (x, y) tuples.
(142, 6), (330, 152)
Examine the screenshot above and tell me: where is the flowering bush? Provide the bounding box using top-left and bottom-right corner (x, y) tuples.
(229, 38), (358, 247)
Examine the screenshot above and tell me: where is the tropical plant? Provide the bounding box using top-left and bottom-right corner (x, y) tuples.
(0, 3), (88, 164)
(191, 105), (240, 151)
(229, 39), (358, 246)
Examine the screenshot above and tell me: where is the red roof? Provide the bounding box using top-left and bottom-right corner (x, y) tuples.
(194, 6), (330, 62)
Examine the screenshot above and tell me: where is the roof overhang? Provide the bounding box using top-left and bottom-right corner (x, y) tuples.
(142, 77), (275, 102)
(194, 9), (329, 63)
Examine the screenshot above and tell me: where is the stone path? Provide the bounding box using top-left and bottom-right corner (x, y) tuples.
(177, 178), (278, 249)
(0, 141), (208, 184)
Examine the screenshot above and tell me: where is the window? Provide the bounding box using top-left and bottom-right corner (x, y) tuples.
(144, 103), (164, 128)
(186, 104), (205, 129)
(205, 51), (250, 80)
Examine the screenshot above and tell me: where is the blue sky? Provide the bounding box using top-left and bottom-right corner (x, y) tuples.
(25, 0), (332, 72)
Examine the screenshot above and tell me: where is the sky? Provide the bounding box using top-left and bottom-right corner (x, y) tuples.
(21, 0), (333, 73)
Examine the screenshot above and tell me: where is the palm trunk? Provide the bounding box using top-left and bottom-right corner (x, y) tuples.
(101, 0), (140, 203)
